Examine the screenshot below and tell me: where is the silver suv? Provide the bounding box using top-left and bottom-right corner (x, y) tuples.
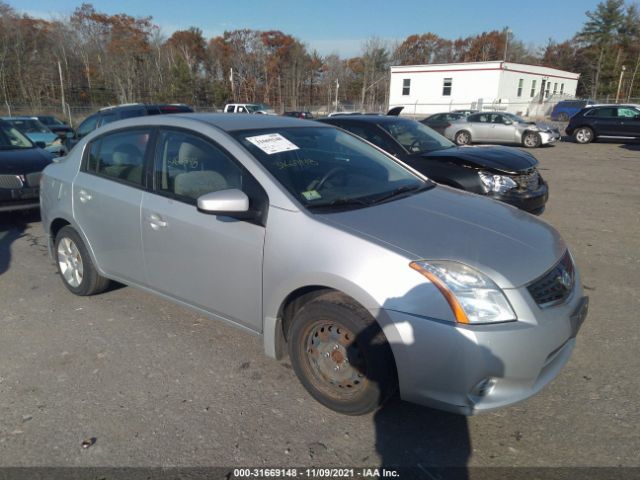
(40, 114), (588, 415)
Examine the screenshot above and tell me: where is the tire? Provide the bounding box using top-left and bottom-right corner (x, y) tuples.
(288, 293), (397, 415)
(54, 226), (110, 296)
(574, 126), (594, 144)
(454, 130), (472, 146)
(558, 112), (569, 122)
(522, 131), (542, 148)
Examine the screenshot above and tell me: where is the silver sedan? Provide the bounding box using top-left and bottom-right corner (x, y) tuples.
(444, 112), (561, 148)
(40, 113), (587, 415)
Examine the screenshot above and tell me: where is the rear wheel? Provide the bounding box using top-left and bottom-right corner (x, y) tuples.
(55, 226), (110, 296)
(574, 126), (594, 144)
(288, 293), (397, 415)
(522, 131), (542, 148)
(454, 130), (472, 146)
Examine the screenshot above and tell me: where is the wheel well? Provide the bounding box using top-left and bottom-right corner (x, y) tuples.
(50, 218), (70, 239)
(279, 286), (337, 345)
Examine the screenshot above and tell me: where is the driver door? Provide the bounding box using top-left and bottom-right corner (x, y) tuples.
(140, 129), (267, 332)
(491, 114), (516, 142)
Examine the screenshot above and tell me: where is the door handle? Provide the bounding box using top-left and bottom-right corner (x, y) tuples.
(78, 189), (92, 203)
(148, 213), (168, 230)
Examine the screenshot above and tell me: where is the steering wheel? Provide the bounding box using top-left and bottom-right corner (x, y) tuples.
(408, 139), (422, 152)
(309, 167), (346, 191)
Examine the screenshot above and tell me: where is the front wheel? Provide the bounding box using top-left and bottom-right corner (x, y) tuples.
(454, 130), (472, 146)
(55, 226), (110, 296)
(574, 127), (594, 144)
(288, 293), (397, 415)
(522, 131), (542, 148)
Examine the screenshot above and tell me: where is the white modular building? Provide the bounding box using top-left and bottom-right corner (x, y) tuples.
(388, 61), (580, 116)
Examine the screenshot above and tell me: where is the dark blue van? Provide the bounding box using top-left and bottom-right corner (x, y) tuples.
(550, 100), (594, 121)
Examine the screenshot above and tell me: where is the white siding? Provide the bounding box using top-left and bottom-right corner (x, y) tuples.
(388, 61), (580, 117)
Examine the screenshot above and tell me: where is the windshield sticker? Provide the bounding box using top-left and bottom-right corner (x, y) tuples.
(301, 190), (322, 201)
(275, 158), (318, 170)
(246, 133), (299, 155)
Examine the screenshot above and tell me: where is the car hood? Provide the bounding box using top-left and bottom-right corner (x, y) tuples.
(421, 145), (537, 173)
(0, 147), (54, 174)
(318, 186), (565, 288)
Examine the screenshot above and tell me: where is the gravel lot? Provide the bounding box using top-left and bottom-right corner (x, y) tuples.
(0, 139), (639, 473)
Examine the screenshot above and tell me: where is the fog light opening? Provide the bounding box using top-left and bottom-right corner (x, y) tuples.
(471, 377), (498, 398)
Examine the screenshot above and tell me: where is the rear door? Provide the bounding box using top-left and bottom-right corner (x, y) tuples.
(616, 107), (640, 137)
(73, 128), (152, 283)
(140, 128), (267, 331)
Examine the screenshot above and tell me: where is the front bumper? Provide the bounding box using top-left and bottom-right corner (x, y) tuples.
(0, 186), (40, 212)
(539, 130), (561, 145)
(488, 180), (548, 214)
(375, 280), (587, 415)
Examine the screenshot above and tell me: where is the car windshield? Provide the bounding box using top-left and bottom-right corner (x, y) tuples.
(232, 127), (431, 210)
(0, 122), (35, 149)
(7, 118), (51, 133)
(39, 116), (65, 126)
(379, 119), (455, 154)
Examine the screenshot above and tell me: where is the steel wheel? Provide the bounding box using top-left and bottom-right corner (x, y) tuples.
(57, 237), (84, 287)
(304, 321), (367, 398)
(575, 127), (593, 144)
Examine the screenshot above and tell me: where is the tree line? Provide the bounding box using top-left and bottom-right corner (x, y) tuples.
(0, 0), (638, 116)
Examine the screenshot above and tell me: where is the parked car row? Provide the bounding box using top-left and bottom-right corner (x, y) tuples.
(39, 112), (588, 416)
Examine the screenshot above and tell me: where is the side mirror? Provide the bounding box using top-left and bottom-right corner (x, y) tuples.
(35, 141), (47, 149)
(197, 189), (250, 216)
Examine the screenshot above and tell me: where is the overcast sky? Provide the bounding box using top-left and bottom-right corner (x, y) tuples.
(18, 0), (603, 57)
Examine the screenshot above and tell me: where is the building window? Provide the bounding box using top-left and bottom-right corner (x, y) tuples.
(553, 82), (558, 95)
(530, 80), (537, 98)
(402, 79), (410, 96)
(517, 79), (524, 97)
(545, 81), (550, 99)
(442, 78), (452, 96)
(560, 83), (564, 94)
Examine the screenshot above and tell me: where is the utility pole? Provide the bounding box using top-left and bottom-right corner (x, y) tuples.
(615, 66), (626, 103)
(229, 68), (235, 102)
(503, 28), (511, 62)
(335, 78), (339, 111)
(57, 61), (66, 117)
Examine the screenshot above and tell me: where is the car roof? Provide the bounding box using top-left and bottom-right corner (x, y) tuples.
(1, 116), (39, 120)
(96, 112), (326, 132)
(319, 114), (419, 125)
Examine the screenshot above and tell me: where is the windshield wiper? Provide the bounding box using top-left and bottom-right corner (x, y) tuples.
(371, 183), (432, 205)
(307, 197), (371, 210)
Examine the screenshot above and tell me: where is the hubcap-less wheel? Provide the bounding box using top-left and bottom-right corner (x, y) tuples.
(304, 321), (367, 398)
(575, 128), (592, 144)
(57, 237), (84, 287)
(455, 132), (470, 145)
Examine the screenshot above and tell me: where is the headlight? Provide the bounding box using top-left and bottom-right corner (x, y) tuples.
(410, 260), (516, 324)
(478, 171), (517, 193)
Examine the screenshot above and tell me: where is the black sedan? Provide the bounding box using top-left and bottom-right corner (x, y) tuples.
(317, 115), (548, 214)
(420, 112), (465, 135)
(0, 119), (53, 212)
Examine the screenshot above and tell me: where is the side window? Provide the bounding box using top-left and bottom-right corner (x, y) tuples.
(99, 113), (117, 127)
(587, 108), (617, 118)
(442, 78), (452, 96)
(119, 108), (147, 120)
(77, 115), (98, 138)
(402, 79), (410, 96)
(154, 130), (243, 202)
(225, 105), (235, 113)
(86, 129), (150, 186)
(617, 107), (639, 118)
(238, 106), (246, 113)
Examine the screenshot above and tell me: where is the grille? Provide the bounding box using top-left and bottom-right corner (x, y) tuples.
(527, 251), (575, 307)
(0, 174), (23, 189)
(513, 168), (540, 191)
(25, 172), (41, 187)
